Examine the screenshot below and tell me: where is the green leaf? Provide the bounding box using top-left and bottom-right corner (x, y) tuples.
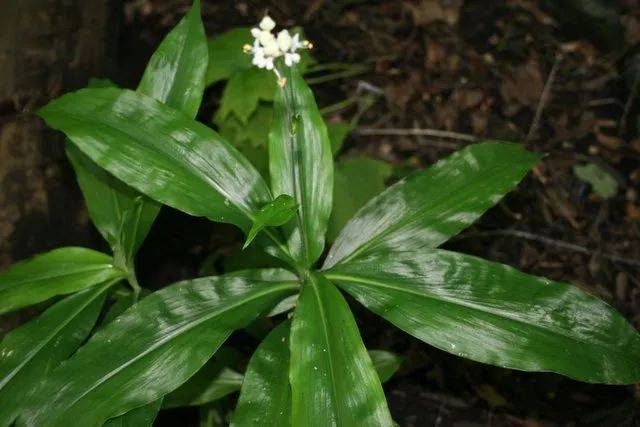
(214, 103), (273, 150)
(103, 399), (163, 427)
(68, 2), (207, 266)
(232, 321), (292, 427)
(137, 0), (207, 118)
(163, 347), (244, 408)
(327, 157), (392, 242)
(326, 122), (352, 156)
(66, 144), (160, 262)
(219, 68), (277, 123)
(289, 274), (393, 426)
(244, 195), (298, 249)
(324, 142), (541, 269)
(214, 104), (273, 180)
(206, 28), (253, 85)
(199, 403), (226, 427)
(112, 196), (158, 273)
(0, 282), (113, 426)
(573, 163), (618, 199)
(38, 87), (272, 232)
(19, 269), (298, 426)
(369, 350), (403, 383)
(0, 247), (123, 314)
(325, 249), (640, 384)
(269, 65), (334, 267)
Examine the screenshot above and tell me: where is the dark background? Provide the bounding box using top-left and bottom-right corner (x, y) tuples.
(1, 0), (639, 425)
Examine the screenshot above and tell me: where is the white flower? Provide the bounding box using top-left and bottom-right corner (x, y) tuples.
(243, 15), (312, 78)
(277, 30), (292, 52)
(259, 16), (276, 31)
(284, 52), (301, 66)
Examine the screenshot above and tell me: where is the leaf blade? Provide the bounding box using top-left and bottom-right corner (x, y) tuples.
(103, 399), (163, 427)
(324, 142), (541, 268)
(0, 282), (113, 426)
(137, 0), (207, 117)
(244, 195), (297, 249)
(39, 87), (272, 232)
(231, 321), (292, 427)
(0, 247), (122, 314)
(326, 249), (640, 384)
(269, 66), (333, 267)
(289, 274), (392, 426)
(20, 269), (298, 426)
(369, 350), (403, 383)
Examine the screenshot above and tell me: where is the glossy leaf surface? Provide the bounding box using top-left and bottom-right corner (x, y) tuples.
(231, 321), (292, 427)
(137, 0), (207, 117)
(0, 247), (122, 314)
(0, 283), (112, 426)
(163, 347), (244, 408)
(103, 399), (163, 427)
(326, 249), (640, 384)
(39, 87), (272, 232)
(369, 350), (403, 383)
(327, 157), (392, 242)
(244, 195), (298, 249)
(67, 0), (208, 262)
(20, 270), (298, 426)
(290, 274), (392, 426)
(67, 144), (160, 262)
(324, 142), (541, 268)
(269, 65), (333, 267)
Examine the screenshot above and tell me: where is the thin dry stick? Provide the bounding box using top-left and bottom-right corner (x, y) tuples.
(525, 55), (561, 142)
(619, 77), (639, 136)
(354, 127), (478, 142)
(457, 229), (640, 269)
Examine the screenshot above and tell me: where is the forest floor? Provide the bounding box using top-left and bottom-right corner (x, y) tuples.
(106, 0), (640, 425)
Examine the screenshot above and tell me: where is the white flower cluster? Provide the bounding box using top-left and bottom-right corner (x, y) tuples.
(243, 16), (312, 80)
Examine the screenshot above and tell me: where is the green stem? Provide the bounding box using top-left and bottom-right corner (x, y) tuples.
(319, 97), (358, 115)
(306, 66), (369, 85)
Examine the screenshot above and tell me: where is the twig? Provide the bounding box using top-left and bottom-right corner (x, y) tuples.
(619, 77), (638, 136)
(354, 127), (478, 142)
(456, 229), (640, 269)
(525, 55), (561, 142)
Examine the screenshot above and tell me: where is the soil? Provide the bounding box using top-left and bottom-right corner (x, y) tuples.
(3, 0), (640, 426)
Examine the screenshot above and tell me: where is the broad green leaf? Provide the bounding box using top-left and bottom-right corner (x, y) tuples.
(0, 247), (123, 314)
(213, 103), (271, 179)
(206, 28), (253, 85)
(573, 163), (618, 199)
(327, 157), (392, 242)
(231, 321), (292, 427)
(137, 0), (207, 118)
(19, 269), (298, 426)
(326, 122), (352, 156)
(0, 282), (113, 426)
(219, 68), (277, 123)
(326, 249), (640, 384)
(163, 347), (244, 408)
(66, 144), (160, 262)
(68, 2), (207, 266)
(369, 350), (403, 383)
(214, 103), (273, 150)
(38, 87), (272, 232)
(324, 142), (541, 269)
(103, 399), (163, 427)
(112, 196), (157, 273)
(269, 65), (334, 267)
(244, 195), (298, 249)
(290, 274), (392, 426)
